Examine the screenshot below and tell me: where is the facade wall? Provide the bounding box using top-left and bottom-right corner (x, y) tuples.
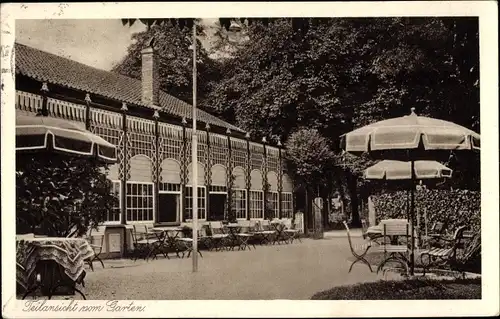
(15, 89), (294, 225)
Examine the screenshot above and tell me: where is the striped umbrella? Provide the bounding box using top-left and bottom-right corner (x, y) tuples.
(364, 160), (452, 221)
(364, 160), (452, 180)
(16, 114), (117, 163)
(341, 108), (480, 276)
(341, 108), (480, 159)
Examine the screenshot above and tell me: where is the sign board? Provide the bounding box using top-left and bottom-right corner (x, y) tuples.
(108, 233), (121, 253)
(313, 197), (324, 239)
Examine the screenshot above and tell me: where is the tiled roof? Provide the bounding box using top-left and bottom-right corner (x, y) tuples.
(15, 42), (244, 132)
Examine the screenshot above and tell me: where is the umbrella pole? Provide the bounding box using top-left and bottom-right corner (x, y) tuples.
(410, 159), (415, 276)
(406, 187), (410, 221)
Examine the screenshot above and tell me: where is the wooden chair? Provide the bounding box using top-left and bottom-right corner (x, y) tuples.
(376, 220), (411, 275)
(176, 229), (203, 258)
(235, 220), (255, 250)
(208, 221), (230, 251)
(283, 218), (302, 243)
(131, 225), (156, 261)
(252, 220), (276, 245)
(343, 221), (373, 273)
(85, 228), (105, 271)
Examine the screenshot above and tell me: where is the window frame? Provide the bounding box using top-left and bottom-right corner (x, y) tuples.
(232, 188), (247, 220)
(249, 190), (264, 220)
(125, 181), (155, 224)
(185, 185), (207, 221)
(104, 180), (122, 225)
(281, 192), (293, 219)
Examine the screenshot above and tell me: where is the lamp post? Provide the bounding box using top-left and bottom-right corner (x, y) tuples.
(191, 21), (199, 273)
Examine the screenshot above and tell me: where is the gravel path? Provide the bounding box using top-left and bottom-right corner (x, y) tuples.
(82, 237), (399, 300)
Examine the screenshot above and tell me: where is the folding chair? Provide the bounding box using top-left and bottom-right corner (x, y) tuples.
(376, 220), (411, 275)
(343, 221), (374, 273)
(236, 220), (255, 250)
(176, 229), (203, 258)
(85, 228), (105, 271)
(131, 225), (156, 261)
(283, 218), (302, 243)
(208, 221), (230, 251)
(252, 220), (276, 245)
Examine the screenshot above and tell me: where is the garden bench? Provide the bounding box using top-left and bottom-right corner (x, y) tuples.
(419, 225), (468, 276)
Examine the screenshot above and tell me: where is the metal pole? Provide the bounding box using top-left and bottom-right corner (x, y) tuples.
(410, 159), (415, 276)
(192, 22), (198, 272)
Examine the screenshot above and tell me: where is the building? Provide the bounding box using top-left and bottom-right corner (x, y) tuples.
(15, 42), (297, 256)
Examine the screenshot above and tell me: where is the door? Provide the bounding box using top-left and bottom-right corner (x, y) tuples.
(158, 193), (180, 223)
(209, 193), (226, 221)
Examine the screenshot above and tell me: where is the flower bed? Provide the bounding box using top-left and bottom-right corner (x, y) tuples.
(372, 189), (480, 233)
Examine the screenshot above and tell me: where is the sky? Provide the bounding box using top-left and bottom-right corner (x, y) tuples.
(15, 19), (219, 71)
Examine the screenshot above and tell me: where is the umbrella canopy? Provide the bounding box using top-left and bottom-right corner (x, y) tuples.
(16, 114), (117, 163)
(341, 108), (480, 158)
(341, 108), (480, 276)
(364, 160), (452, 180)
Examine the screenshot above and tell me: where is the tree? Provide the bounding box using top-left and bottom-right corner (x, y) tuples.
(284, 128), (337, 194)
(113, 19), (219, 107)
(16, 154), (118, 237)
(204, 17), (480, 223)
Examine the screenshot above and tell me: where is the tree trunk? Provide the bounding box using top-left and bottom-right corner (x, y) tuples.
(304, 188), (309, 235)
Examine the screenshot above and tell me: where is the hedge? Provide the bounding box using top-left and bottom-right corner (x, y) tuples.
(311, 277), (481, 300)
(371, 189), (480, 233)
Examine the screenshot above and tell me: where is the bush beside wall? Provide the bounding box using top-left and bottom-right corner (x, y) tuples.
(372, 189), (480, 233)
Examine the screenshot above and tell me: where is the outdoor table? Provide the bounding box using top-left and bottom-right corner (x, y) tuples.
(152, 227), (183, 258)
(148, 228), (170, 260)
(16, 236), (93, 299)
(270, 222), (287, 245)
(226, 224), (242, 250)
(365, 225), (385, 243)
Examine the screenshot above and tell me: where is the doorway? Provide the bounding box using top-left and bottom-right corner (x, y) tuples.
(157, 192), (180, 224)
(209, 193), (227, 221)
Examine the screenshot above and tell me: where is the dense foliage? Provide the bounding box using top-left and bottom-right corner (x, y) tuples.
(16, 154), (118, 237)
(118, 18), (480, 226)
(284, 128), (336, 190)
(372, 189), (480, 233)
(206, 17), (479, 142)
(311, 278), (481, 300)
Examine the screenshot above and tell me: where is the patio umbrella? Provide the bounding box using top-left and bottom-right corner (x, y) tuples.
(341, 108), (480, 275)
(341, 108), (480, 159)
(16, 114), (117, 163)
(364, 160), (452, 180)
(363, 160), (452, 220)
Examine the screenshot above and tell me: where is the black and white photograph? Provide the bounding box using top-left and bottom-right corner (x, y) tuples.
(1, 2), (498, 318)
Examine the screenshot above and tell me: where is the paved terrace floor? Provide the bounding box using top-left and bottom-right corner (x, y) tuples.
(82, 233), (400, 300)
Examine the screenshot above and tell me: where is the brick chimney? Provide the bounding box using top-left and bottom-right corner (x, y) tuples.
(141, 38), (159, 107)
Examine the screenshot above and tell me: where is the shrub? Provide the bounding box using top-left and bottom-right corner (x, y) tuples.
(311, 278), (481, 300)
(16, 154), (118, 237)
(372, 189), (480, 233)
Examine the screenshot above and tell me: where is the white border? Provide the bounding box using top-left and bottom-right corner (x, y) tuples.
(1, 1), (498, 318)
